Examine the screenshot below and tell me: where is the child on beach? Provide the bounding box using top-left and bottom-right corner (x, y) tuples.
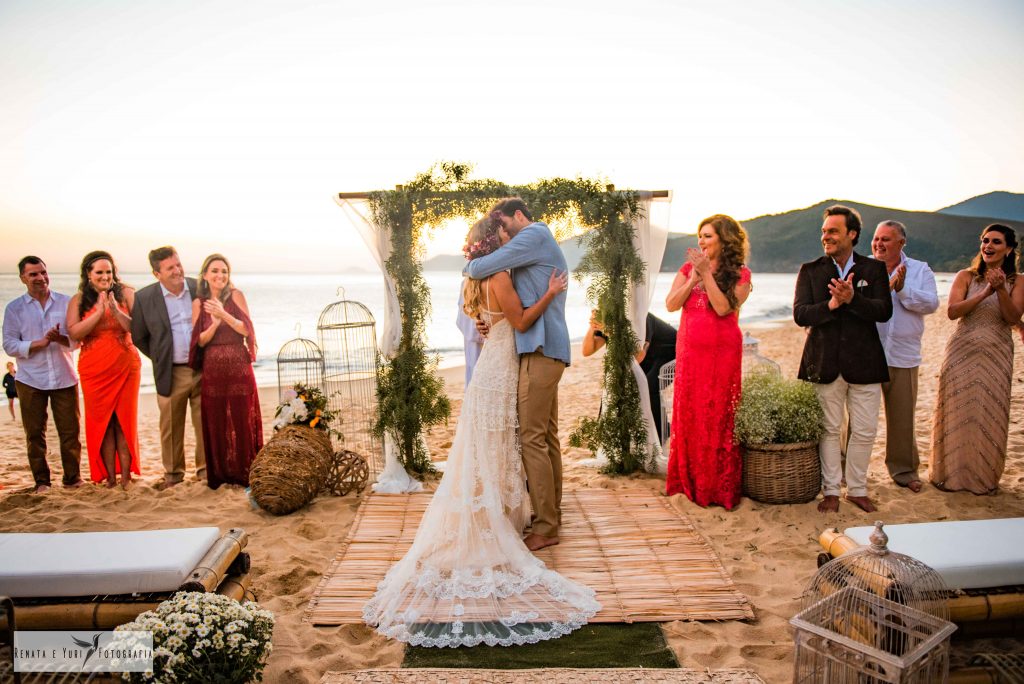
(3, 361), (16, 421)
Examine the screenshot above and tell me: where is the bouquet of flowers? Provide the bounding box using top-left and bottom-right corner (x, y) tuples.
(115, 591), (274, 683)
(271, 383), (339, 436)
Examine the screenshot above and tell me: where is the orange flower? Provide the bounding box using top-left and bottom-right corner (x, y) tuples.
(310, 417), (320, 428)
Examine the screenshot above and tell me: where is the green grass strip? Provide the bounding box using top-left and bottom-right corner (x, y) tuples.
(403, 623), (678, 669)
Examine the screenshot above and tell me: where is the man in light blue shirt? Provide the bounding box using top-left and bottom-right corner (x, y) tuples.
(464, 198), (569, 551)
(2, 256), (82, 492)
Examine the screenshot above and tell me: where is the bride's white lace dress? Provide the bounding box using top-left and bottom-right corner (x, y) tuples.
(363, 315), (601, 647)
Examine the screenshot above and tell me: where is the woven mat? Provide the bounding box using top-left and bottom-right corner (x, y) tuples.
(306, 488), (753, 624)
(321, 668), (765, 683)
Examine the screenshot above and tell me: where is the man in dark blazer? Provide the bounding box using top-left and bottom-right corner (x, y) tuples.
(131, 246), (205, 487)
(794, 205), (892, 514)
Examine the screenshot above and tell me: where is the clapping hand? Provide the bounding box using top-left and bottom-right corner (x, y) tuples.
(203, 298), (227, 321)
(547, 269), (568, 296)
(44, 324), (62, 342)
(985, 267), (1006, 292)
(828, 273), (855, 308)
(687, 247), (710, 277)
(889, 264), (906, 292)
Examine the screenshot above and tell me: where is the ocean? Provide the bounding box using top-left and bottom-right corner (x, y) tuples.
(1, 270), (958, 393)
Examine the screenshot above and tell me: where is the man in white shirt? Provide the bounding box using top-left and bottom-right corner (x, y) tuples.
(2, 256), (82, 492)
(871, 220), (939, 493)
(131, 247), (204, 487)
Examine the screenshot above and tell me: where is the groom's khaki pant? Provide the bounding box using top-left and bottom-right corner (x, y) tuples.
(519, 351), (565, 538)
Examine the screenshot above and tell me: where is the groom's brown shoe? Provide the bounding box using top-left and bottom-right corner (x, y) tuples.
(524, 533), (559, 551)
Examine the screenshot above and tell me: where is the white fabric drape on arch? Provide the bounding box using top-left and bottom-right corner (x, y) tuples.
(579, 192), (672, 473)
(335, 197), (422, 494)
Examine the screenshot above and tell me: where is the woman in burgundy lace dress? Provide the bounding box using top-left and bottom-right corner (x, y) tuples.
(189, 254), (262, 488)
(664, 215), (752, 510)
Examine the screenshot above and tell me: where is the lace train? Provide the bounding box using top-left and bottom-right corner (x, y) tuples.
(363, 320), (600, 647)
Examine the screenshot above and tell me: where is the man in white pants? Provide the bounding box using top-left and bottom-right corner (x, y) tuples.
(794, 205), (893, 513)
(871, 220), (938, 493)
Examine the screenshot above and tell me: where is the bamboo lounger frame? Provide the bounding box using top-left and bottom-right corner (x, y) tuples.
(0, 528), (253, 632)
(306, 488), (754, 625)
(819, 528), (1024, 624)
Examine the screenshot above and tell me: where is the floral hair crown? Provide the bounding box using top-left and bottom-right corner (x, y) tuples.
(462, 213), (504, 261)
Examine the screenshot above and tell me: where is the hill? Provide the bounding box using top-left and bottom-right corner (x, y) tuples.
(424, 197), (1024, 274)
(938, 191), (1024, 222)
(663, 200), (1024, 273)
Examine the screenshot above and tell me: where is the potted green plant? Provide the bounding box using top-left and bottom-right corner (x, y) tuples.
(734, 368), (825, 504)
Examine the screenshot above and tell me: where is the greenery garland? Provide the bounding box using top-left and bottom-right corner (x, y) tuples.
(367, 163), (651, 477)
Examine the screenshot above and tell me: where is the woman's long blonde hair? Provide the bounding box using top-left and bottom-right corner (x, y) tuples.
(462, 217), (502, 319)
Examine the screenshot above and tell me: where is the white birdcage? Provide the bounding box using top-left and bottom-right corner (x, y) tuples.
(792, 521), (956, 683)
(658, 360), (675, 452)
(317, 299), (382, 476)
(741, 331), (781, 377)
(276, 337), (325, 403)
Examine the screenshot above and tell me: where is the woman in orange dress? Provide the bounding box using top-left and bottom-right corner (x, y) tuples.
(67, 251), (141, 488)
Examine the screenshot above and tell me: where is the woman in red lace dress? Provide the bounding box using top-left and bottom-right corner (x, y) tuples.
(67, 251), (142, 488)
(189, 254), (262, 489)
(665, 215), (752, 509)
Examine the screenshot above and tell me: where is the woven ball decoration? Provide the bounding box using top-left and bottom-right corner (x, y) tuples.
(249, 425), (332, 515)
(326, 450), (369, 496)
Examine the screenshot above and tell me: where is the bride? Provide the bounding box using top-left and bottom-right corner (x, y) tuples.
(363, 216), (601, 648)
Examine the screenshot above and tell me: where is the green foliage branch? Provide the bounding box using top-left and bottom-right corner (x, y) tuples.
(367, 162), (651, 477)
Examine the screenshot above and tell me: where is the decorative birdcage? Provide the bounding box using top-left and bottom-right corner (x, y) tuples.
(658, 360), (675, 452)
(741, 331), (781, 377)
(276, 337), (325, 403)
(317, 298), (382, 475)
(792, 521), (956, 683)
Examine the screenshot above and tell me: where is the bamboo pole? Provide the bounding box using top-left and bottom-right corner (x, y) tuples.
(178, 528), (248, 593)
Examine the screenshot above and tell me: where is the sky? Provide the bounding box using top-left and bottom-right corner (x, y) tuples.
(1, 0), (1022, 273)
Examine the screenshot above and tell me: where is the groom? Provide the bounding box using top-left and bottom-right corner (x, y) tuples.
(465, 198), (570, 551)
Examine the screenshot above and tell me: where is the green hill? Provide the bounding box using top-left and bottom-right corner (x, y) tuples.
(938, 191), (1024, 222)
(662, 199), (1024, 273)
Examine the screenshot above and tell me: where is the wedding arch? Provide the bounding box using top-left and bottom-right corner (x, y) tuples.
(335, 163), (671, 492)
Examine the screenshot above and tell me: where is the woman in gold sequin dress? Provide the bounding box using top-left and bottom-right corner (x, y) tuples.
(931, 224), (1024, 494)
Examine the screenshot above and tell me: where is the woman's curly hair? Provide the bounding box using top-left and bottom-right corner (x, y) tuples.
(77, 250), (127, 317)
(462, 216), (503, 319)
(699, 214), (749, 311)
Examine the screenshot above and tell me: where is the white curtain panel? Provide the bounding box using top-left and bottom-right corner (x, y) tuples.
(629, 192), (672, 472)
(334, 196), (422, 494)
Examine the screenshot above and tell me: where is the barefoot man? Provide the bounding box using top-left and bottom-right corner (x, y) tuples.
(871, 220), (938, 494)
(794, 205), (892, 513)
(465, 198), (570, 550)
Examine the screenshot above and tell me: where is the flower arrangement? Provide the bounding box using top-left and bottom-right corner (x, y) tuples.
(734, 368), (825, 446)
(272, 383), (339, 436)
(115, 591), (274, 683)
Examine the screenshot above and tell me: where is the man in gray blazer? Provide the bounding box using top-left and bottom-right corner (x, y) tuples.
(131, 246), (205, 487)
(465, 198), (570, 551)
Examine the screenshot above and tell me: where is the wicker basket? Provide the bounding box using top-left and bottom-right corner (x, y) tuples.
(741, 440), (820, 504)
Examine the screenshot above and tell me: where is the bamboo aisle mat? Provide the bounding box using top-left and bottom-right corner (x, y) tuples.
(306, 488), (753, 624)
(321, 668), (766, 683)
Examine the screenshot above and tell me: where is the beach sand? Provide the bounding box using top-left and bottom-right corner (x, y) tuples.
(1, 301), (1022, 682)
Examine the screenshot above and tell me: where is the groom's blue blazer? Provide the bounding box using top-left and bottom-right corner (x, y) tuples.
(464, 221), (571, 365)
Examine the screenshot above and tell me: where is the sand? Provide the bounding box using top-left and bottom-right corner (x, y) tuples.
(1, 300), (1022, 683)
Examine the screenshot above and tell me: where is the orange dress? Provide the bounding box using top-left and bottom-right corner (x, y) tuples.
(78, 302), (142, 482)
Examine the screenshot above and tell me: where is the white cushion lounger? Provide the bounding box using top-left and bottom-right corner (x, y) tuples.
(845, 518), (1024, 590)
(0, 527), (222, 598)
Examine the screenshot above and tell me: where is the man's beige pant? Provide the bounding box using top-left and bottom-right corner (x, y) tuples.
(881, 366), (920, 486)
(815, 377), (881, 498)
(158, 366), (205, 483)
(518, 351), (565, 538)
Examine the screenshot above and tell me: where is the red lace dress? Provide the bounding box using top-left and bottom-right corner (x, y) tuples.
(189, 297), (263, 488)
(666, 263), (751, 510)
